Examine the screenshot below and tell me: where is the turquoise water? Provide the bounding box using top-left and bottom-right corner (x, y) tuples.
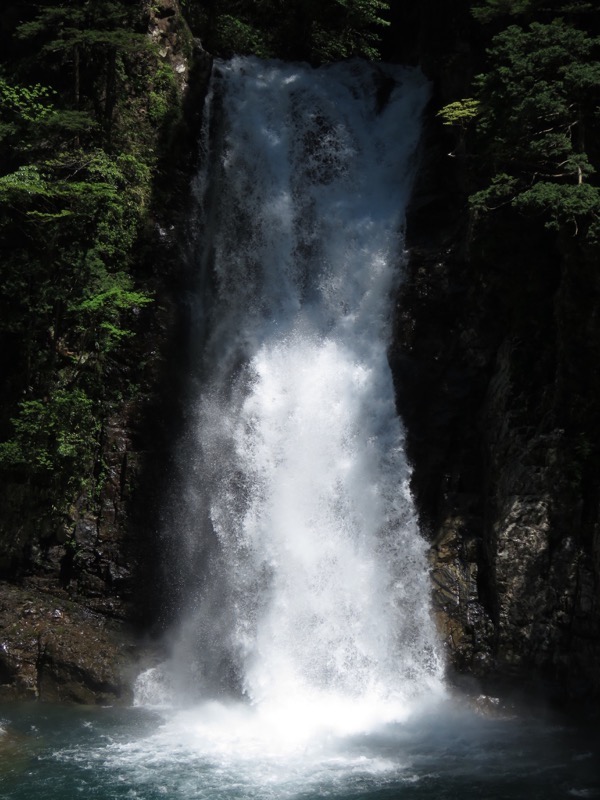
(1, 700), (598, 799)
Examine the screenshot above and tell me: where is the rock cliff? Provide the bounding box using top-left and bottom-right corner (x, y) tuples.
(0, 0), (210, 703)
(390, 1), (600, 708)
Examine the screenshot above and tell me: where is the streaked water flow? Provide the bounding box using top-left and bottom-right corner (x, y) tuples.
(147, 56), (444, 725)
(131, 52), (447, 782)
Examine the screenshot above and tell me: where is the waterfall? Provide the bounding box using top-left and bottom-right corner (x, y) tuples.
(137, 56), (444, 738)
(8, 57), (599, 800)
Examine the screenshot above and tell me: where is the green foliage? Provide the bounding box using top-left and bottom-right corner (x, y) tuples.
(0, 0), (181, 529)
(311, 0), (391, 61)
(471, 0), (595, 22)
(0, 389), (99, 497)
(472, 0), (538, 23)
(470, 173), (520, 211)
(437, 98), (480, 128)
(77, 283), (153, 352)
(223, 14), (275, 57)
(0, 148), (154, 364)
(469, 17), (600, 238)
(187, 0), (390, 63)
(147, 61), (181, 126)
(471, 175), (600, 236)
(0, 79), (55, 123)
(513, 182), (600, 234)
(15, 1), (151, 145)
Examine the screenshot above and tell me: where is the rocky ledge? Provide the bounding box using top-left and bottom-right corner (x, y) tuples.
(392, 109), (600, 710)
(0, 583), (136, 704)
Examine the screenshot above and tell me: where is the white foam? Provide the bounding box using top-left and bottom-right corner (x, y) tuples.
(133, 666), (174, 708)
(149, 55), (444, 762)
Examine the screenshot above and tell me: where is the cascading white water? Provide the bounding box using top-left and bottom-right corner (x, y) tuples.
(136, 56), (445, 745)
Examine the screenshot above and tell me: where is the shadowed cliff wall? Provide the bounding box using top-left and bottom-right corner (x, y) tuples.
(389, 0), (600, 709)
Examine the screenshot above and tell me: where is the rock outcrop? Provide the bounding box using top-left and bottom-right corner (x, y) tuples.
(392, 116), (600, 709)
(0, 583), (134, 703)
(0, 0), (207, 704)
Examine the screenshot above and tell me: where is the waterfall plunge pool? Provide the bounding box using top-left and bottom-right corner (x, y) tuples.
(1, 698), (599, 799)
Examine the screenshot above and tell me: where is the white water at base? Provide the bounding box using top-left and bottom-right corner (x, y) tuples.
(135, 56), (445, 762)
(5, 701), (600, 800)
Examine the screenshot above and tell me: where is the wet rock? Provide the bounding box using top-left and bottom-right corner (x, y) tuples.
(0, 0), (207, 703)
(394, 104), (600, 709)
(0, 583), (135, 704)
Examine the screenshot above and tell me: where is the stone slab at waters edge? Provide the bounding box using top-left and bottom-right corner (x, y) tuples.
(0, 582), (135, 704)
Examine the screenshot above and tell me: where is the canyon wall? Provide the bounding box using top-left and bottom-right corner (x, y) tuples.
(390, 0), (600, 707)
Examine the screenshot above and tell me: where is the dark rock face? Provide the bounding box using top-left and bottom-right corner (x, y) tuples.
(384, 0), (600, 712)
(0, 412), (145, 703)
(393, 113), (600, 708)
(0, 0), (205, 704)
(0, 584), (134, 703)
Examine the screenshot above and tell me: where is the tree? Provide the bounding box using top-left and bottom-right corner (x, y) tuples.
(0, 0), (172, 528)
(469, 18), (600, 237)
(436, 98), (480, 157)
(16, 1), (149, 141)
(183, 0), (391, 63)
(471, 0), (597, 24)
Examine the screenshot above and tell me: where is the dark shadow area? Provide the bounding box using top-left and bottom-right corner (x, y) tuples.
(124, 45), (215, 640)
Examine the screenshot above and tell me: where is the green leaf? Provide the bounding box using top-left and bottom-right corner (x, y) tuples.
(437, 99), (481, 127)
(513, 182), (600, 231)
